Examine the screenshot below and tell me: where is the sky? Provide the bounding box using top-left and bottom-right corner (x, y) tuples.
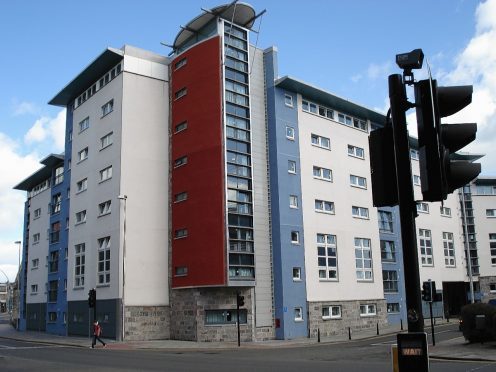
(0, 0), (495, 281)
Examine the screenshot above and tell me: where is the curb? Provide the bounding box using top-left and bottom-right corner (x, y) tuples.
(430, 355), (496, 363)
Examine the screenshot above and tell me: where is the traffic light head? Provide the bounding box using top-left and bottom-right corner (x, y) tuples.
(421, 281), (432, 302)
(88, 288), (96, 308)
(236, 292), (245, 307)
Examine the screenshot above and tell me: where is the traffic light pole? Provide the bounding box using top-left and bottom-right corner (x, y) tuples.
(389, 74), (424, 333)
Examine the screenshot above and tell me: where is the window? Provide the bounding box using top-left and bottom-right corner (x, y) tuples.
(174, 192), (188, 203)
(419, 229), (433, 266)
(443, 232), (456, 267)
(99, 166), (112, 182)
(32, 258), (39, 269)
(78, 147), (88, 162)
(383, 270), (398, 293)
(490, 233), (496, 265)
(291, 231), (299, 244)
(410, 149), (419, 160)
(48, 312), (57, 323)
(79, 117), (89, 132)
(317, 233), (338, 280)
(360, 304), (377, 316)
(338, 113), (352, 126)
(294, 307), (303, 321)
(284, 94), (293, 107)
(97, 236), (111, 285)
(75, 210), (86, 224)
(48, 280), (57, 302)
(76, 178), (88, 193)
(205, 309), (247, 325)
(175, 266), (188, 276)
(74, 243), (85, 288)
(49, 251), (59, 273)
(486, 209), (496, 218)
(292, 267), (301, 281)
(311, 134), (330, 150)
(174, 156), (188, 168)
(289, 195), (299, 209)
(54, 166), (64, 185)
(322, 305), (341, 319)
(175, 121), (187, 133)
(51, 193), (61, 214)
(378, 211), (393, 233)
(350, 174), (367, 189)
(101, 99), (114, 116)
(31, 284), (38, 294)
(348, 144), (364, 159)
(288, 160), (297, 174)
(313, 166), (332, 181)
(100, 132), (113, 149)
(417, 202), (429, 213)
(286, 126), (295, 140)
(98, 200), (111, 216)
(413, 175), (421, 186)
(34, 208), (41, 219)
(174, 229), (188, 239)
(381, 240), (396, 262)
(440, 206), (452, 217)
(387, 303), (400, 313)
(33, 233), (40, 244)
(355, 238), (373, 280)
(353, 118), (367, 131)
(174, 87), (187, 100)
(315, 199), (335, 214)
(352, 206), (369, 219)
(174, 57), (187, 70)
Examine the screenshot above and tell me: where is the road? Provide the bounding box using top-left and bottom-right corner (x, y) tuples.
(0, 320), (494, 371)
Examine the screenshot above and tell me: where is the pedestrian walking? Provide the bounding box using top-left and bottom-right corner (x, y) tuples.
(91, 320), (106, 348)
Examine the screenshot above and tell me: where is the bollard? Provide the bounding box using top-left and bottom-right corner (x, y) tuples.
(377, 322), (379, 335)
(348, 326), (351, 340)
(318, 328), (320, 343)
(400, 318), (404, 331)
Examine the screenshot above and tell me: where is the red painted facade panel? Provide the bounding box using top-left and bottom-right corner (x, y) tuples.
(171, 36), (226, 288)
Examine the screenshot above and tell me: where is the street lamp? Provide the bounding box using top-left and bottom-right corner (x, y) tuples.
(118, 195), (127, 341)
(14, 240), (21, 330)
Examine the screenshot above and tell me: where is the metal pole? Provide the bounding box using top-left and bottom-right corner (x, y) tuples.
(429, 301), (435, 346)
(460, 188), (475, 303)
(236, 292), (240, 347)
(15, 240), (21, 330)
(118, 195), (127, 341)
(389, 74), (424, 333)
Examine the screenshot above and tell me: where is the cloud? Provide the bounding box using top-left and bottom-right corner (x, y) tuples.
(12, 101), (39, 117)
(24, 109), (66, 152)
(351, 74), (363, 83)
(367, 61), (393, 80)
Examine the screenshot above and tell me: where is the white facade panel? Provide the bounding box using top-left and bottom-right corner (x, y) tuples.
(472, 190), (496, 277)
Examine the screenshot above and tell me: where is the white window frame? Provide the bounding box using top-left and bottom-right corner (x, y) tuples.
(383, 270), (399, 293)
(99, 166), (112, 182)
(98, 200), (111, 216)
(175, 121), (188, 133)
(417, 202), (429, 213)
(440, 206), (452, 217)
(286, 126), (295, 140)
(174, 87), (187, 100)
(490, 233), (496, 266)
(101, 99), (114, 117)
(387, 303), (400, 314)
(76, 178), (88, 193)
(31, 284), (38, 294)
(413, 175), (421, 186)
(289, 195), (299, 209)
(174, 57), (187, 70)
(75, 210), (86, 225)
(352, 206), (369, 219)
(317, 233), (338, 281)
(100, 132), (113, 150)
(360, 304), (377, 317)
(78, 117), (89, 132)
(410, 149), (419, 160)
(419, 229), (433, 266)
(315, 199), (335, 214)
(355, 238), (373, 281)
(313, 166), (332, 182)
(174, 192), (188, 203)
(174, 229), (188, 239)
(443, 232), (456, 267)
(32, 258), (39, 269)
(174, 156), (188, 168)
(350, 174), (367, 189)
(294, 307), (303, 322)
(311, 134), (331, 150)
(34, 208), (41, 219)
(322, 305), (342, 319)
(486, 209), (496, 218)
(33, 233), (40, 244)
(347, 144), (365, 159)
(292, 267), (301, 281)
(97, 236), (111, 285)
(74, 243), (85, 288)
(284, 94), (293, 107)
(291, 231), (300, 244)
(78, 147), (88, 163)
(288, 160), (297, 174)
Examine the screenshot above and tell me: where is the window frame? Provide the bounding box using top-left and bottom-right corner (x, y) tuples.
(419, 229), (434, 266)
(355, 237), (373, 281)
(284, 94), (293, 107)
(350, 174), (367, 189)
(317, 233), (338, 281)
(315, 199), (335, 214)
(443, 232), (456, 267)
(352, 206), (369, 219)
(101, 99), (114, 117)
(347, 144), (365, 159)
(360, 304), (377, 317)
(322, 305), (342, 320)
(97, 236), (111, 286)
(288, 160), (297, 174)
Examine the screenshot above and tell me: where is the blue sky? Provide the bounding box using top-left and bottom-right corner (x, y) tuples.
(1, 0), (495, 281)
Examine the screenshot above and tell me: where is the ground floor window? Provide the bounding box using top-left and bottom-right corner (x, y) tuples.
(48, 312), (57, 322)
(360, 304), (377, 316)
(205, 309), (247, 325)
(387, 303), (400, 313)
(322, 305), (341, 319)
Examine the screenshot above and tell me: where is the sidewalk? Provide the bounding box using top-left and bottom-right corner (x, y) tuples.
(1, 321), (495, 362)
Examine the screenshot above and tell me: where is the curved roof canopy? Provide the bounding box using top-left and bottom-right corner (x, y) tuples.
(173, 2), (255, 49)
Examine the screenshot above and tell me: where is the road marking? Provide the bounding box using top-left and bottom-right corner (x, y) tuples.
(0, 344), (66, 350)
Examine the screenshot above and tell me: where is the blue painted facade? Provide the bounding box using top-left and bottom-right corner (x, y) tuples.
(19, 201), (29, 331)
(264, 48), (308, 339)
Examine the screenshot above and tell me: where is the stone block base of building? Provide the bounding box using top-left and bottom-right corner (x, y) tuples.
(124, 305), (170, 341)
(480, 276), (496, 302)
(307, 299), (388, 338)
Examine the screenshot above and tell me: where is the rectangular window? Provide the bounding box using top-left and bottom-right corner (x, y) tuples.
(350, 174), (367, 189)
(289, 195), (299, 209)
(174, 229), (188, 239)
(33, 233), (40, 244)
(49, 221), (60, 244)
(360, 304), (377, 317)
(31, 284), (38, 294)
(284, 94), (293, 107)
(338, 113), (353, 126)
(286, 126), (295, 140)
(78, 147), (88, 162)
(355, 238), (373, 280)
(413, 175), (421, 186)
(440, 206), (452, 217)
(315, 199), (335, 214)
(292, 267), (301, 281)
(79, 117), (89, 132)
(174, 57), (187, 70)
(175, 266), (188, 276)
(294, 307), (303, 321)
(313, 166), (332, 181)
(486, 209), (496, 217)
(348, 144), (364, 159)
(32, 258), (39, 269)
(291, 231), (299, 244)
(317, 233), (338, 280)
(174, 87), (187, 100)
(490, 283), (496, 292)
(419, 229), (433, 266)
(443, 232), (456, 267)
(49, 251), (59, 273)
(74, 243), (85, 288)
(410, 149), (419, 160)
(174, 192), (188, 203)
(54, 166), (64, 185)
(352, 206), (369, 219)
(387, 303), (400, 313)
(381, 240), (396, 262)
(100, 132), (113, 149)
(51, 193), (61, 214)
(99, 166), (112, 182)
(353, 118), (367, 131)
(76, 178), (88, 193)
(174, 121), (187, 133)
(288, 160), (297, 174)
(98, 200), (111, 216)
(34, 208), (41, 219)
(417, 202), (429, 213)
(311, 134), (331, 150)
(48, 280), (57, 302)
(205, 309), (247, 325)
(174, 156), (188, 168)
(490, 233), (496, 265)
(97, 236), (111, 285)
(378, 211), (393, 233)
(75, 210), (86, 224)
(322, 305), (341, 319)
(101, 99), (114, 116)
(383, 270), (398, 293)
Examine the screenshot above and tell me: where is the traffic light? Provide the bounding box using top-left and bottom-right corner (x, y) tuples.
(236, 292), (245, 307)
(88, 288), (96, 308)
(415, 79), (481, 201)
(421, 281), (433, 302)
(369, 126), (399, 207)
